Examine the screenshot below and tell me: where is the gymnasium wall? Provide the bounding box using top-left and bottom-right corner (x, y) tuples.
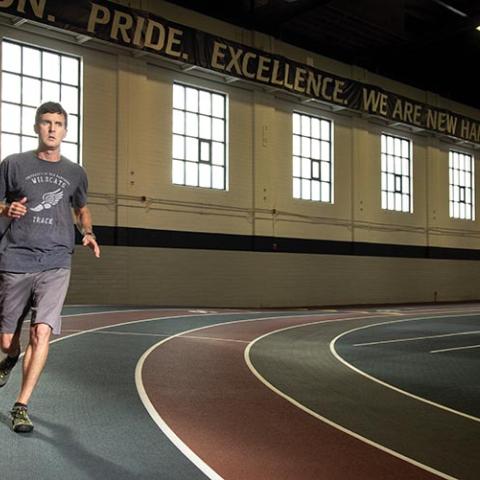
(1, 0), (480, 307)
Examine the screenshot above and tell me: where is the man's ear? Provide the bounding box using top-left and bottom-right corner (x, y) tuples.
(33, 123), (39, 134)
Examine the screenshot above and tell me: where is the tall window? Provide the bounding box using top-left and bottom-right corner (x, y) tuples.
(1, 40), (81, 162)
(172, 83), (227, 190)
(381, 133), (412, 212)
(292, 112), (332, 202)
(449, 150), (475, 220)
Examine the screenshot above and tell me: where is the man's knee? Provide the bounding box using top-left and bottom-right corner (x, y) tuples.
(30, 324), (52, 347)
(0, 334), (14, 353)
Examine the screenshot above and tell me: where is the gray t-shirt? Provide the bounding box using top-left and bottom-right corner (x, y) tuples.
(0, 151), (88, 273)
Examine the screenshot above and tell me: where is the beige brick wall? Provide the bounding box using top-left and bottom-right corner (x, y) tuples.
(68, 246), (480, 307)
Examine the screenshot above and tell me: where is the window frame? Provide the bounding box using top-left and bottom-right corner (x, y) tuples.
(380, 132), (413, 213)
(449, 149), (475, 221)
(1, 38), (82, 163)
(292, 110), (333, 203)
(171, 82), (228, 191)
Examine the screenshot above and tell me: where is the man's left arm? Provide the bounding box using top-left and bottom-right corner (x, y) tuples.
(74, 205), (100, 258)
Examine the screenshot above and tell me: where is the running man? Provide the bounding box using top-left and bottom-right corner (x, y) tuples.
(0, 101), (100, 432)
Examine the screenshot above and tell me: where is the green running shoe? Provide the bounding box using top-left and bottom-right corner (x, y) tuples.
(0, 358), (14, 388)
(11, 405), (34, 433)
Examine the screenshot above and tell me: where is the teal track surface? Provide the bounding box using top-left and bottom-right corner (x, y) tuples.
(0, 308), (301, 480)
(335, 313), (480, 418)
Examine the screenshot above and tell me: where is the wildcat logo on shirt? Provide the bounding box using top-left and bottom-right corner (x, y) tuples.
(30, 188), (64, 212)
(25, 172), (71, 188)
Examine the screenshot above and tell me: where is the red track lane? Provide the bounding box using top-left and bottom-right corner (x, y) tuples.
(142, 314), (442, 480)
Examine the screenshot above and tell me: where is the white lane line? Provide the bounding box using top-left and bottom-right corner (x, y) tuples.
(135, 312), (375, 480)
(245, 317), (459, 480)
(431, 343), (480, 354)
(89, 331), (178, 337)
(90, 330), (250, 344)
(61, 308), (170, 317)
(180, 335), (249, 344)
(330, 313), (480, 424)
(354, 329), (480, 347)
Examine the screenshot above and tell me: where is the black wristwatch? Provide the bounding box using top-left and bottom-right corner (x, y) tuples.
(83, 231), (96, 240)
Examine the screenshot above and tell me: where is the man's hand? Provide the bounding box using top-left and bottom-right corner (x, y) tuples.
(74, 205), (100, 258)
(82, 233), (100, 258)
(5, 197), (27, 219)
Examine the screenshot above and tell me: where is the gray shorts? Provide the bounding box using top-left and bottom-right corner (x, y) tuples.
(0, 268), (71, 335)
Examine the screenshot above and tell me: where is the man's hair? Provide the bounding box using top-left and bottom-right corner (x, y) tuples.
(35, 102), (68, 128)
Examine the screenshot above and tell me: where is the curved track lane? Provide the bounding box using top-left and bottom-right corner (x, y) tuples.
(140, 311), (457, 480)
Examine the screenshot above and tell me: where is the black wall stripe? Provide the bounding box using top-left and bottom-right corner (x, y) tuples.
(76, 226), (480, 261)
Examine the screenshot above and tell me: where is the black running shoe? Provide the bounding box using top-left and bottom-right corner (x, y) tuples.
(11, 405), (34, 433)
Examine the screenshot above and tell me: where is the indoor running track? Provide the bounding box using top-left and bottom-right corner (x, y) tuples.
(0, 305), (479, 479)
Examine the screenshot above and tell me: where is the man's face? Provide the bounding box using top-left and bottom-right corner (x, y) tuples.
(34, 112), (67, 150)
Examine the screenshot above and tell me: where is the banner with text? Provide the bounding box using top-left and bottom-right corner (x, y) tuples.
(2, 0), (479, 144)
